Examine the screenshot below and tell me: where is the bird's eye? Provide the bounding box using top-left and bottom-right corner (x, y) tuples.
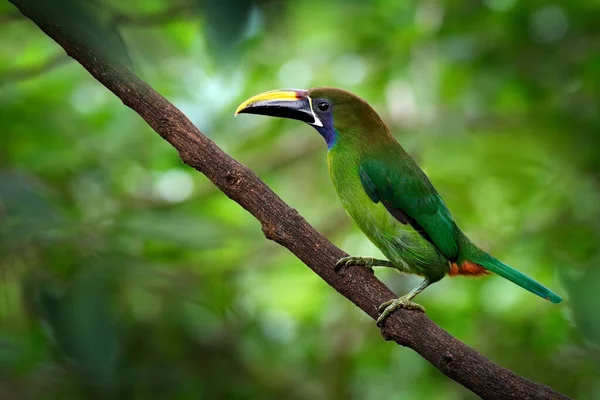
(317, 102), (329, 112)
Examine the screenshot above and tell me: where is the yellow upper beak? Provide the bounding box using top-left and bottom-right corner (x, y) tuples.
(235, 89), (306, 116)
(234, 88), (322, 127)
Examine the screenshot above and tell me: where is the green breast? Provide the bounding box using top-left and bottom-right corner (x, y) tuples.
(326, 145), (448, 279)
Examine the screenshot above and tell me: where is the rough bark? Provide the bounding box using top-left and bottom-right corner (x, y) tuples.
(9, 1), (570, 399)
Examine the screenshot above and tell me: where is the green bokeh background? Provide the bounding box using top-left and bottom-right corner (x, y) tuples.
(1, 0), (599, 398)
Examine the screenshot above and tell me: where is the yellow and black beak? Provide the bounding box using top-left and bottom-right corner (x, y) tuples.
(235, 89), (323, 127)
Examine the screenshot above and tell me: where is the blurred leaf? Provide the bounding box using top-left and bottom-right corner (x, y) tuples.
(562, 264), (600, 356)
(201, 0), (256, 58)
(25, 265), (120, 393)
(0, 170), (63, 252)
(119, 210), (224, 248)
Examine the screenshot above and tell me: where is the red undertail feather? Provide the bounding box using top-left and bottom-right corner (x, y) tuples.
(449, 261), (490, 277)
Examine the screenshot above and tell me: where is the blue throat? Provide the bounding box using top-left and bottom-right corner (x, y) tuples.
(312, 113), (337, 149)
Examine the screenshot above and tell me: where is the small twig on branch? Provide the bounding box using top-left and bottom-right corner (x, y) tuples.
(7, 1), (571, 399)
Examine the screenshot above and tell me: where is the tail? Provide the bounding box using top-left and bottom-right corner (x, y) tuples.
(459, 238), (563, 304)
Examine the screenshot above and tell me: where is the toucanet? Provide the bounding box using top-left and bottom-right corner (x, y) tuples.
(235, 87), (562, 326)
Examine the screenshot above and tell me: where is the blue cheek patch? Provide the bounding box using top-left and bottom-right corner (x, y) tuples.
(326, 128), (338, 149)
(313, 112), (337, 149)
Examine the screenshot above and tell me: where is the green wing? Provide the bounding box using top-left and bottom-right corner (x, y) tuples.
(360, 160), (459, 259)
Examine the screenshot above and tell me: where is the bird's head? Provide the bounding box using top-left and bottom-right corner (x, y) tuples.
(235, 87), (391, 149)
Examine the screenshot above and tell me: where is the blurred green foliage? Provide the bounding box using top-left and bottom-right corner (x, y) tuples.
(1, 0), (599, 398)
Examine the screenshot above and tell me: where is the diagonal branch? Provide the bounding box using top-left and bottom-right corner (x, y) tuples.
(8, 1), (570, 399)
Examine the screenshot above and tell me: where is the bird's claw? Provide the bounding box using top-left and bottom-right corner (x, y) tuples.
(376, 297), (425, 327)
(334, 256), (374, 272)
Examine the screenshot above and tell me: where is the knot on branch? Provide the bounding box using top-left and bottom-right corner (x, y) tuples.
(261, 221), (285, 242)
(224, 169), (242, 188)
(443, 351), (454, 367)
(159, 116), (171, 128)
(261, 210), (301, 243)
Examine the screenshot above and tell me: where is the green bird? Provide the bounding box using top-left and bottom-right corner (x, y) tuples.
(235, 87), (562, 325)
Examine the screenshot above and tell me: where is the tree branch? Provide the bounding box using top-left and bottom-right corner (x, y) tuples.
(8, 1), (570, 399)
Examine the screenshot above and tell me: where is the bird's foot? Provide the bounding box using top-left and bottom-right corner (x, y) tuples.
(376, 296), (425, 327)
(335, 256), (394, 272)
(334, 256), (375, 272)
